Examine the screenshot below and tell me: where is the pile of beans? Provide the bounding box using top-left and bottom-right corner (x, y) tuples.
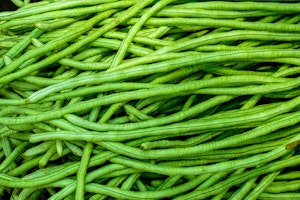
(0, 0), (300, 199)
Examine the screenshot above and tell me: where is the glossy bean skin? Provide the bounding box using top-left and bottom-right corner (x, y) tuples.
(1, 1), (300, 199)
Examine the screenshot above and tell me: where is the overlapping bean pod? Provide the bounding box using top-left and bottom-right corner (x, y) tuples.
(1, 0), (300, 199)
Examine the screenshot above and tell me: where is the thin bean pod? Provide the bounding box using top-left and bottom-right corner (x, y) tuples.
(1, 1), (300, 199)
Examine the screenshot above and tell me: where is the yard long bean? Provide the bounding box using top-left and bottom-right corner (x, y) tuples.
(1, 1), (300, 199)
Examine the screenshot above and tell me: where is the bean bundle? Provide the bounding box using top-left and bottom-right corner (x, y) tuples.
(1, 0), (300, 199)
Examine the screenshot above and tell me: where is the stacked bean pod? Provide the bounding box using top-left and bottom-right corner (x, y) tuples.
(1, 0), (300, 199)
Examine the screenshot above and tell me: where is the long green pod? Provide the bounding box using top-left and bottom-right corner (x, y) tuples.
(121, 17), (300, 32)
(0, 0), (119, 20)
(0, 1), (135, 29)
(81, 155), (300, 199)
(27, 49), (300, 102)
(0, 11), (115, 78)
(0, 0), (153, 84)
(29, 95), (300, 142)
(153, 30), (300, 55)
